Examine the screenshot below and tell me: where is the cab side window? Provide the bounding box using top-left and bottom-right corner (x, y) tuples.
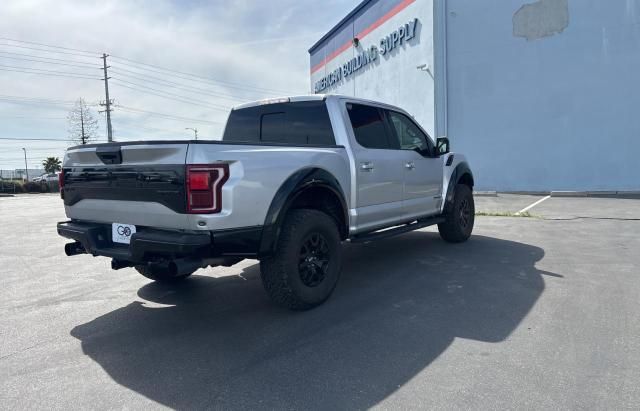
(385, 110), (433, 155)
(346, 103), (395, 149)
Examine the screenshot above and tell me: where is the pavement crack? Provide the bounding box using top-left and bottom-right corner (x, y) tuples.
(0, 339), (51, 361)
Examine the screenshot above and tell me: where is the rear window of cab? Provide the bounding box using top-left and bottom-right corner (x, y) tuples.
(222, 101), (336, 146)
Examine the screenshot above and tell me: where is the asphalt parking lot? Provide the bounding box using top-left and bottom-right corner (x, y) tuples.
(1, 194), (639, 410)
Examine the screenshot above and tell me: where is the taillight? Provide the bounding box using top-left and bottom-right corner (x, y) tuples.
(186, 164), (229, 213)
(58, 169), (65, 199)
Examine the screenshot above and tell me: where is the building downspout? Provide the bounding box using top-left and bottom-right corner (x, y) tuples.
(442, 0), (448, 140)
(434, 0), (449, 140)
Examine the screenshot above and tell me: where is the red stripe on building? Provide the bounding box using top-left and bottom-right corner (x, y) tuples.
(310, 0), (416, 75)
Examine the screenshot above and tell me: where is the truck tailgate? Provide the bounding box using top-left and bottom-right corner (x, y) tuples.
(62, 142), (190, 230)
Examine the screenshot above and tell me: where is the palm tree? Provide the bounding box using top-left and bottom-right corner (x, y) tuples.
(42, 157), (62, 174)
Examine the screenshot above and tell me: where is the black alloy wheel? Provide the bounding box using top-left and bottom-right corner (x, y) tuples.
(299, 232), (331, 288)
(458, 197), (472, 230)
(438, 183), (475, 243)
(260, 209), (343, 310)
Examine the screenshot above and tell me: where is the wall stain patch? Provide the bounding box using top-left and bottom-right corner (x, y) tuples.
(513, 0), (569, 41)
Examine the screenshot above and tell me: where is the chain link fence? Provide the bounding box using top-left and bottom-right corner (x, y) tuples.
(1, 169), (59, 194)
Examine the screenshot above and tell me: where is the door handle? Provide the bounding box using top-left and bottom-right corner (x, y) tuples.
(405, 162), (415, 170)
(360, 162), (374, 172)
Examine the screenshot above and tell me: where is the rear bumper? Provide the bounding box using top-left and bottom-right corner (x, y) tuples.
(57, 221), (212, 262)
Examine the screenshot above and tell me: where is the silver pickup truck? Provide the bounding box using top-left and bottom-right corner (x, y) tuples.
(58, 95), (474, 310)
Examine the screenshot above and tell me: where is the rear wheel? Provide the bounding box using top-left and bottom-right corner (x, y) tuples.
(134, 265), (193, 283)
(260, 209), (342, 311)
(438, 184), (474, 243)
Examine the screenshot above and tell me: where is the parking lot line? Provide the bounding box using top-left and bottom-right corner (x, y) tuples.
(516, 195), (551, 215)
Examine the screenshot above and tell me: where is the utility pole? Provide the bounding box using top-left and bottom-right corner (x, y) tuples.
(22, 148), (28, 181)
(80, 106), (86, 144)
(185, 127), (198, 140)
(100, 53), (113, 142)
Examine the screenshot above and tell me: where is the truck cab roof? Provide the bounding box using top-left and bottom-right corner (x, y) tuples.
(232, 94), (405, 113)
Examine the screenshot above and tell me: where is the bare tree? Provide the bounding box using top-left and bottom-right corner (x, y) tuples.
(67, 98), (99, 145)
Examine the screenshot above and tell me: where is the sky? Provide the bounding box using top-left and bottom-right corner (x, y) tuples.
(0, 0), (361, 170)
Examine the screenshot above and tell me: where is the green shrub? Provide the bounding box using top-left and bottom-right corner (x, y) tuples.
(22, 181), (45, 193)
(0, 180), (60, 193)
(0, 181), (24, 193)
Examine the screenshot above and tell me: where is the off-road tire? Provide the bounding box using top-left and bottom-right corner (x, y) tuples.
(438, 184), (474, 243)
(260, 209), (342, 311)
(134, 265), (193, 283)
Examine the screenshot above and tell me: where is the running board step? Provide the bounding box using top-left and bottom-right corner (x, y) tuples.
(350, 215), (445, 243)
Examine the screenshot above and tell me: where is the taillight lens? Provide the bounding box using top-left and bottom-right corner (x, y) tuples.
(189, 172), (210, 190)
(58, 169), (65, 199)
(186, 164), (229, 213)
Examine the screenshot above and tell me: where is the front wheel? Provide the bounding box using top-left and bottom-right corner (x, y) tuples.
(438, 184), (474, 243)
(260, 209), (343, 311)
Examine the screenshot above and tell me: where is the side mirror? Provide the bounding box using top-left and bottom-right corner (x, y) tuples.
(436, 137), (450, 155)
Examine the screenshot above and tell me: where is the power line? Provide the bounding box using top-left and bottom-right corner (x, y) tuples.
(113, 122), (183, 134)
(115, 105), (222, 124)
(109, 56), (298, 95)
(0, 50), (97, 65)
(0, 156), (64, 161)
(0, 146), (68, 152)
(0, 66), (99, 80)
(0, 63), (97, 77)
(111, 77), (231, 109)
(1, 38), (295, 93)
(0, 67), (98, 80)
(110, 67), (246, 102)
(0, 137), (73, 141)
(0, 142), (71, 148)
(0, 43), (100, 58)
(114, 125), (178, 135)
(0, 96), (78, 111)
(1, 37), (300, 98)
(0, 54), (100, 69)
(0, 38), (99, 56)
(0, 95), (77, 105)
(0, 100), (72, 109)
(0, 94), (76, 102)
(0, 115), (66, 119)
(110, 79), (231, 112)
(110, 64), (268, 99)
(0, 138), (72, 144)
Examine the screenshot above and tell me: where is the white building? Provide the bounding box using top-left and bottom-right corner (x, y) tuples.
(0, 168), (45, 181)
(309, 0), (640, 192)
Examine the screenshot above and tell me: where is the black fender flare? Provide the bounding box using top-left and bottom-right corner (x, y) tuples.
(443, 161), (474, 214)
(259, 168), (348, 256)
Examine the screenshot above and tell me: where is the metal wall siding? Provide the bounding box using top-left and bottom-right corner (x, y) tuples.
(353, 0), (402, 35)
(309, 22), (354, 71)
(309, 45), (326, 68)
(309, 0), (411, 74)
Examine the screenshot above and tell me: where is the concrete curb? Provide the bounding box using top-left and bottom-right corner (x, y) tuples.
(550, 191), (640, 198)
(502, 191), (551, 196)
(612, 191), (640, 199)
(473, 191), (497, 197)
(587, 191), (617, 197)
(474, 191), (640, 198)
(550, 191), (588, 197)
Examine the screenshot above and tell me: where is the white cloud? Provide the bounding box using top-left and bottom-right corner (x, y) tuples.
(0, 0), (360, 168)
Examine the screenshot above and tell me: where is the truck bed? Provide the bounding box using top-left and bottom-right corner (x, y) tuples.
(62, 140), (350, 231)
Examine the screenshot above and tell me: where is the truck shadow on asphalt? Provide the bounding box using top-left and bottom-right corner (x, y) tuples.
(70, 232), (554, 409)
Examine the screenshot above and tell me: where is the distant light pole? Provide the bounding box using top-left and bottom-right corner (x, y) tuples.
(185, 127), (198, 140)
(22, 148), (29, 181)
